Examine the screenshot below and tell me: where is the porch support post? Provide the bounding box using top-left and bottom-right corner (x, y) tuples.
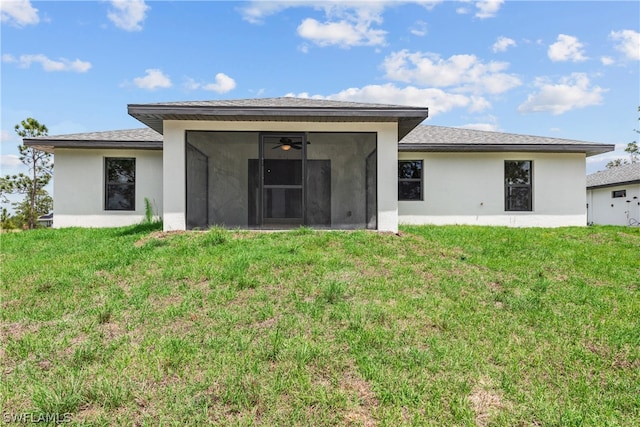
(163, 121), (187, 231)
(377, 124), (399, 233)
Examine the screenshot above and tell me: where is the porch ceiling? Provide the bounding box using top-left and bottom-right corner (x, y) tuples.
(128, 97), (429, 140)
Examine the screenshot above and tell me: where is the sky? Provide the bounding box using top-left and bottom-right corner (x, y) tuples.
(1, 0), (639, 186)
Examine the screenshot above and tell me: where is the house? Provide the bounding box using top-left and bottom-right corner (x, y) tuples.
(36, 212), (53, 227)
(24, 97), (614, 232)
(586, 162), (640, 226)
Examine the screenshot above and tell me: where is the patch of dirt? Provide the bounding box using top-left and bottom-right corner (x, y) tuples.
(487, 281), (503, 292)
(61, 333), (90, 357)
(99, 321), (124, 340)
(232, 231), (259, 239)
(342, 372), (379, 426)
(613, 355), (640, 369)
(338, 362), (380, 427)
(74, 404), (103, 424)
(253, 316), (279, 329)
(2, 321), (39, 341)
(37, 358), (54, 371)
(585, 341), (640, 370)
(468, 377), (506, 427)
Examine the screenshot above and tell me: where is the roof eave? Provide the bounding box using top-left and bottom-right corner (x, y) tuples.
(399, 143), (615, 156)
(23, 139), (163, 153)
(127, 104), (429, 140)
(587, 179), (640, 190)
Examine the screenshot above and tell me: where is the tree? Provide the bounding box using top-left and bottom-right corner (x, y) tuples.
(624, 141), (639, 164)
(606, 106), (640, 168)
(1, 118), (54, 229)
(0, 208), (20, 230)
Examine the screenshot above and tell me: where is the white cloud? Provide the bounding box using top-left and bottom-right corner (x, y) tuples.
(203, 73), (236, 93)
(492, 36), (516, 53)
(2, 53), (91, 72)
(600, 56), (614, 66)
(475, 0), (503, 19)
(107, 0), (149, 31)
(600, 56), (616, 65)
(457, 0), (503, 18)
(242, 2), (445, 48)
(240, 1), (443, 25)
(133, 69), (172, 90)
(297, 17), (386, 48)
(296, 2), (389, 48)
(0, 0), (39, 27)
(414, 1), (443, 11)
(609, 29), (640, 61)
(183, 78), (199, 91)
(517, 73), (606, 115)
(287, 83), (491, 116)
(187, 73), (236, 93)
(410, 20), (428, 37)
(0, 154), (22, 168)
(1, 129), (17, 144)
(382, 50), (521, 95)
(298, 43), (310, 54)
(548, 34), (588, 62)
(239, 1), (294, 24)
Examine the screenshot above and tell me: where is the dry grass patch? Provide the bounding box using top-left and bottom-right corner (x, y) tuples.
(341, 369), (380, 426)
(133, 230), (186, 247)
(468, 376), (508, 427)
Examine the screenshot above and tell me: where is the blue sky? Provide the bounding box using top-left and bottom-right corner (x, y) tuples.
(1, 0), (639, 179)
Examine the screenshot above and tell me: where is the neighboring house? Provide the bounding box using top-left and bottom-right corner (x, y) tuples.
(586, 162), (640, 226)
(36, 212), (54, 227)
(24, 98), (614, 232)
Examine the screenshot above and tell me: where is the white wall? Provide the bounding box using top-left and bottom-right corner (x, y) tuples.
(398, 152), (587, 227)
(53, 149), (163, 228)
(163, 120), (398, 232)
(587, 184), (640, 226)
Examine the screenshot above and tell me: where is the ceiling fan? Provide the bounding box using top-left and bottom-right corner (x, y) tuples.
(272, 137), (309, 151)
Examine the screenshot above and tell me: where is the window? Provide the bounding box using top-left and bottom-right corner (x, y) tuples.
(398, 160), (423, 201)
(105, 158), (135, 210)
(505, 160), (532, 211)
(612, 190), (626, 198)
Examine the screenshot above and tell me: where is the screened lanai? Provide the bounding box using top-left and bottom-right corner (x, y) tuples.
(185, 131), (377, 230)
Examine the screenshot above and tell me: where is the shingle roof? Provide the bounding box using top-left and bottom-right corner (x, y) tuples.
(23, 128), (162, 153)
(586, 162), (640, 188)
(399, 125), (613, 156)
(128, 97), (429, 140)
(137, 97), (415, 110)
(32, 128), (162, 142)
(25, 123), (615, 157)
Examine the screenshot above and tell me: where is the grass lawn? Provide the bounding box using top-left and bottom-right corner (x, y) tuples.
(1, 224), (639, 426)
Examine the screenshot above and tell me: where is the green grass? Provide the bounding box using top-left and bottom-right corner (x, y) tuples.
(1, 224), (639, 425)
